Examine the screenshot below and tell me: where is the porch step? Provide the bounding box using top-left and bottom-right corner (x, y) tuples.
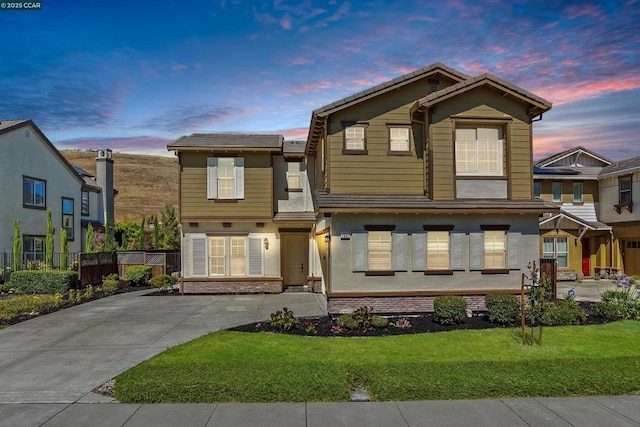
(284, 285), (309, 293)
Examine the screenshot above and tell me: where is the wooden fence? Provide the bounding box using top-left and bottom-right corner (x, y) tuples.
(78, 252), (118, 287)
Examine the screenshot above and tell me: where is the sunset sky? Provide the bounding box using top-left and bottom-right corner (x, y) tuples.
(1, 0), (638, 160)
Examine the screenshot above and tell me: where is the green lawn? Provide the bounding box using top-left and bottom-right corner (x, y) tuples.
(115, 321), (640, 403)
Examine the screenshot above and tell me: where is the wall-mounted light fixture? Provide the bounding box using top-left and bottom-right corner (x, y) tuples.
(264, 237), (269, 250)
(324, 234), (331, 244)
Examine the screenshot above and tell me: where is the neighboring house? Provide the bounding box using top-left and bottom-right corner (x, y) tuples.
(0, 119), (114, 266)
(170, 62), (559, 314)
(534, 147), (614, 279)
(598, 156), (640, 275)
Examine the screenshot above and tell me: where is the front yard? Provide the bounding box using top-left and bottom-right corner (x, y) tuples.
(115, 321), (640, 403)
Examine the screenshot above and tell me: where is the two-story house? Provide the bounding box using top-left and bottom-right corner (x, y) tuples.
(305, 63), (558, 313)
(534, 147), (614, 279)
(598, 156), (640, 275)
(0, 119), (114, 269)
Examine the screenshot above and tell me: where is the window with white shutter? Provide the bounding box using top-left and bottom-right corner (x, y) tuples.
(455, 126), (503, 176)
(208, 236), (225, 276)
(368, 231), (392, 271)
(427, 231), (449, 270)
(344, 126), (366, 151)
(229, 236), (246, 276)
(389, 127), (410, 152)
(207, 157), (244, 200)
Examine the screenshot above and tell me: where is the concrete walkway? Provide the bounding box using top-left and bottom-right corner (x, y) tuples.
(2, 289), (639, 426)
(556, 278), (618, 301)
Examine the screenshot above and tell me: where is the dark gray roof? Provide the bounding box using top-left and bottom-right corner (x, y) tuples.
(73, 164), (94, 177)
(168, 133), (283, 150)
(535, 146), (612, 167)
(533, 166), (603, 180)
(419, 73), (552, 112)
(599, 155), (640, 178)
(283, 140), (307, 155)
(315, 190), (559, 213)
(273, 212), (317, 222)
(0, 119), (30, 132)
(312, 63), (470, 117)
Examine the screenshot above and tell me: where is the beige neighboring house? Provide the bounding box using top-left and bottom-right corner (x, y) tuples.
(0, 119), (114, 270)
(170, 63), (559, 314)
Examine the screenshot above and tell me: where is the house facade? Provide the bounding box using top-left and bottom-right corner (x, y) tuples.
(170, 63), (559, 313)
(0, 120), (113, 267)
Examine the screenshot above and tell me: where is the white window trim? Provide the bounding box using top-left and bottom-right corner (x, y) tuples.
(455, 127), (504, 176)
(344, 125), (366, 151)
(367, 231), (392, 271)
(427, 231), (450, 270)
(389, 126), (410, 152)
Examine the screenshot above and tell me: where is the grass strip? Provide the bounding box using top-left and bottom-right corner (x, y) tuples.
(115, 321), (640, 403)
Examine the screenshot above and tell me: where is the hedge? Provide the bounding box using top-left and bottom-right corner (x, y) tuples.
(10, 270), (78, 294)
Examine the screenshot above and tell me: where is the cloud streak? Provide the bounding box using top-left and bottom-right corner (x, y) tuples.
(135, 105), (250, 133)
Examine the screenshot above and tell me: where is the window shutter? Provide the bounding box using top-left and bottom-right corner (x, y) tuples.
(469, 232), (484, 270)
(248, 237), (263, 276)
(352, 233), (368, 271)
(412, 233), (427, 271)
(507, 232), (520, 269)
(192, 236), (207, 277)
(450, 232), (464, 270)
(234, 157), (245, 199)
(392, 233), (409, 271)
(207, 157), (218, 199)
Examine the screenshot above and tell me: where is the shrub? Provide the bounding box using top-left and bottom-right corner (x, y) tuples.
(595, 285), (640, 320)
(337, 314), (359, 330)
(541, 298), (586, 326)
(0, 293), (65, 322)
(434, 295), (467, 325)
(125, 266), (152, 286)
(485, 294), (520, 325)
(102, 273), (120, 295)
(10, 270), (77, 294)
(269, 307), (299, 331)
(370, 315), (389, 328)
(149, 274), (177, 292)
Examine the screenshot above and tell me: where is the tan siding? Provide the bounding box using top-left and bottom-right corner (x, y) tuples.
(180, 152), (273, 219)
(430, 120), (454, 200)
(509, 121), (532, 199)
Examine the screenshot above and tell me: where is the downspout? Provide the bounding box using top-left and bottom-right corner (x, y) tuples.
(610, 229), (616, 271)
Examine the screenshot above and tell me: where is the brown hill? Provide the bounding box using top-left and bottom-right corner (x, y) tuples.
(61, 150), (179, 222)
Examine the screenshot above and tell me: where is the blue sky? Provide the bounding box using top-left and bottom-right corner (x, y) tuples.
(1, 0), (639, 160)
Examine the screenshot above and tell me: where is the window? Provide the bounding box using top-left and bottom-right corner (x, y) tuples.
(23, 176), (46, 208)
(286, 162), (302, 191)
(62, 197), (74, 240)
(368, 231), (391, 271)
(389, 127), (410, 152)
(552, 182), (562, 202)
(427, 231), (449, 270)
(484, 230), (505, 269)
(205, 235), (261, 278)
(573, 182), (583, 203)
(543, 237), (568, 268)
(533, 182), (541, 198)
(619, 176), (632, 205)
(208, 236), (226, 276)
(455, 126), (503, 176)
(344, 125), (366, 151)
(207, 157), (244, 200)
(81, 191), (90, 216)
(23, 235), (45, 261)
(229, 236), (247, 276)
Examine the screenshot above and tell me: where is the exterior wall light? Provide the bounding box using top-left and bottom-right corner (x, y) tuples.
(264, 237), (269, 250)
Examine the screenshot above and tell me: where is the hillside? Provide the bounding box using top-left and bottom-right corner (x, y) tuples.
(61, 150), (179, 222)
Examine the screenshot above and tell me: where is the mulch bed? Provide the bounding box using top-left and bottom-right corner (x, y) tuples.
(229, 302), (611, 337)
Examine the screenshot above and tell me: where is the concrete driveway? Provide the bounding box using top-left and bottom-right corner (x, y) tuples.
(0, 291), (327, 404)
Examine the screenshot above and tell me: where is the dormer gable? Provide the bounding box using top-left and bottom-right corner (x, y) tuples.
(536, 146), (612, 168)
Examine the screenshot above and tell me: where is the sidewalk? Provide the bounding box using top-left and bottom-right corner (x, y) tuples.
(2, 396), (639, 426)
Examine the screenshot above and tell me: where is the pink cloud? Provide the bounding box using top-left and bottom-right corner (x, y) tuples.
(561, 59), (582, 67)
(171, 63), (187, 72)
(279, 127), (309, 139)
(294, 80), (336, 94)
(280, 15), (292, 30)
(536, 77), (640, 105)
(565, 3), (603, 20)
(286, 56), (313, 66)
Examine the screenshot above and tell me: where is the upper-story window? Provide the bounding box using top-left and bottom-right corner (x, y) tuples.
(81, 191), (90, 216)
(23, 176), (46, 208)
(619, 176), (632, 205)
(207, 157), (244, 200)
(286, 161), (302, 192)
(573, 182), (583, 203)
(343, 125), (367, 153)
(62, 197), (74, 240)
(552, 182), (562, 202)
(388, 126), (410, 153)
(455, 126), (503, 176)
(533, 181), (542, 198)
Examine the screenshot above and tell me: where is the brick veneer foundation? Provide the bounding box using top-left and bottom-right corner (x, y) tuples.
(306, 277), (323, 293)
(327, 295), (488, 315)
(182, 280), (283, 294)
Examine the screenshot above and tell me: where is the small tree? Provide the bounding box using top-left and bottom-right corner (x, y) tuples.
(102, 217), (115, 252)
(60, 228), (68, 270)
(138, 217), (146, 250)
(85, 223), (95, 253)
(153, 215), (160, 249)
(13, 219), (21, 272)
(160, 204), (180, 249)
(45, 209), (55, 269)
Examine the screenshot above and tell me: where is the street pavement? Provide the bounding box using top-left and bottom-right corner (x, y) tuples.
(1, 284), (638, 426)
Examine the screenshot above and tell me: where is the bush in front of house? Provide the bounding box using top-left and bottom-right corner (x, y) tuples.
(10, 270), (77, 294)
(336, 306), (388, 330)
(595, 286), (640, 320)
(149, 274), (177, 292)
(541, 297), (586, 326)
(485, 293), (520, 325)
(125, 266), (152, 286)
(434, 295), (467, 325)
(101, 273), (120, 295)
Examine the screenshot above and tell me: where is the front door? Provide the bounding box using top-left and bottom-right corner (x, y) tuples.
(282, 234), (308, 287)
(581, 238), (590, 276)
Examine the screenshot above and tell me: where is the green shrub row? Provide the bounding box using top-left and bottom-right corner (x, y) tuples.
(10, 270), (78, 294)
(125, 265), (152, 286)
(485, 294), (520, 325)
(0, 293), (65, 321)
(149, 274), (177, 292)
(434, 295), (467, 325)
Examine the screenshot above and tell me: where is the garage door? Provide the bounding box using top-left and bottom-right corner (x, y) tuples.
(624, 241), (640, 276)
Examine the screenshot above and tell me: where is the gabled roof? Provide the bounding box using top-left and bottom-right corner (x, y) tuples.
(283, 140), (306, 157)
(535, 146), (612, 168)
(417, 73), (552, 116)
(539, 211), (611, 231)
(168, 133), (283, 152)
(0, 119), (86, 187)
(305, 63), (471, 155)
(599, 155), (640, 178)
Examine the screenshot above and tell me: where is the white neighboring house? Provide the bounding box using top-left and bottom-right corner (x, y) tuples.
(0, 119), (114, 266)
